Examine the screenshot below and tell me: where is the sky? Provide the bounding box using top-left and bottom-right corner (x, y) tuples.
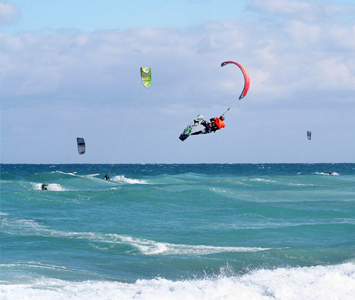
(1, 0), (355, 164)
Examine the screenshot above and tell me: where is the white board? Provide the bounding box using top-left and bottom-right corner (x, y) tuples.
(179, 114), (205, 141)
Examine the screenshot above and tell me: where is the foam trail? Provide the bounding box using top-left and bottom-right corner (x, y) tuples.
(119, 235), (269, 255)
(112, 175), (147, 184)
(1, 217), (268, 256)
(54, 171), (77, 176)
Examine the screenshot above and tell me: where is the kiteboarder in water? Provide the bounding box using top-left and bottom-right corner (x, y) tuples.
(104, 174), (111, 181)
(42, 183), (48, 190)
(191, 116), (225, 136)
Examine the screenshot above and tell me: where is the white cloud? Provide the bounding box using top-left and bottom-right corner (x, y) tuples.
(251, 0), (314, 15)
(251, 0), (323, 21)
(314, 59), (355, 90)
(325, 3), (355, 16)
(1, 15), (354, 104)
(283, 21), (322, 47)
(0, 2), (20, 25)
(327, 25), (355, 50)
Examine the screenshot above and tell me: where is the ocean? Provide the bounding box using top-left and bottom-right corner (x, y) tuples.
(1, 163), (355, 300)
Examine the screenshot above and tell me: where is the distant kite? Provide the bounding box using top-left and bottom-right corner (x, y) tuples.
(77, 137), (85, 155)
(140, 67), (151, 88)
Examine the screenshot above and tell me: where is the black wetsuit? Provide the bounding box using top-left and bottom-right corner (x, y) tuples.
(191, 119), (218, 135)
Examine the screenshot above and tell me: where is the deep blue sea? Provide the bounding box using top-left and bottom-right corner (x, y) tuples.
(1, 163), (355, 300)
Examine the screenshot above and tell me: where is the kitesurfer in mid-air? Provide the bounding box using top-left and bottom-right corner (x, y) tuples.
(192, 116), (225, 136)
(104, 174), (111, 181)
(42, 183), (48, 190)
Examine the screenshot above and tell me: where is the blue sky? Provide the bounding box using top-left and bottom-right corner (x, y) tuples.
(1, 0), (355, 164)
(1, 0), (249, 33)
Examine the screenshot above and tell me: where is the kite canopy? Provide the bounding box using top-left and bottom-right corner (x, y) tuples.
(140, 67), (151, 88)
(221, 61), (250, 100)
(307, 131), (311, 140)
(77, 137), (85, 155)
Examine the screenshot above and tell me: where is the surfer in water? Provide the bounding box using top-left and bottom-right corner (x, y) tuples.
(104, 174), (111, 181)
(41, 183), (48, 190)
(192, 116), (225, 136)
(328, 171), (332, 175)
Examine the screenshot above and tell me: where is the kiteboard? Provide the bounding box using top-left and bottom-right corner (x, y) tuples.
(179, 114), (205, 141)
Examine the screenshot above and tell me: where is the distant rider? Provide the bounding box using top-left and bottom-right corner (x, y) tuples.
(104, 174), (111, 180)
(41, 183), (48, 190)
(192, 116), (225, 135)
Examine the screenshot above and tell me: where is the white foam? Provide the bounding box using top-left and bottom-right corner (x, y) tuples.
(250, 178), (277, 183)
(287, 183), (313, 186)
(87, 173), (100, 177)
(112, 175), (147, 184)
(2, 216), (50, 236)
(54, 171), (77, 176)
(115, 235), (269, 256)
(1, 262), (354, 300)
(54, 171), (102, 179)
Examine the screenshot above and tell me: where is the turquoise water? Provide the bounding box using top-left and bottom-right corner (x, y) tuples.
(1, 164), (355, 299)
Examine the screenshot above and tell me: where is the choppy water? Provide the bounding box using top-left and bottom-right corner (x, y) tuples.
(1, 163), (355, 299)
